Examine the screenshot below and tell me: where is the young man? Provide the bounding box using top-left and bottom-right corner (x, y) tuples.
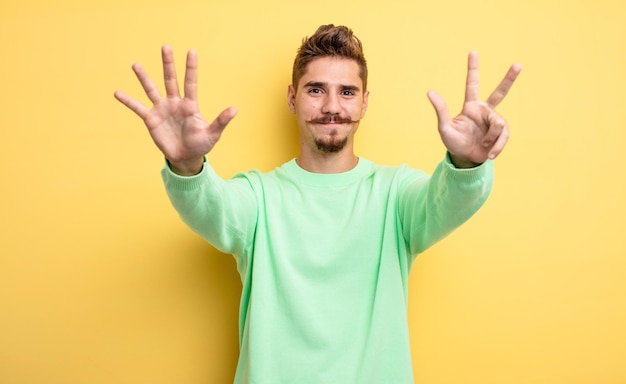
(115, 25), (520, 384)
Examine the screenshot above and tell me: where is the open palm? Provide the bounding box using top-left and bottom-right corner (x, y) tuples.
(114, 46), (237, 175)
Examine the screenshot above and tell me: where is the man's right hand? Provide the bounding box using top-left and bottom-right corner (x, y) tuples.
(114, 45), (237, 176)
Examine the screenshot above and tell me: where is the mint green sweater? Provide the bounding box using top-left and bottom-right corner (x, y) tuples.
(162, 155), (493, 384)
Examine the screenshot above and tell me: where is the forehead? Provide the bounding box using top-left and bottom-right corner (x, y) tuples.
(298, 57), (363, 89)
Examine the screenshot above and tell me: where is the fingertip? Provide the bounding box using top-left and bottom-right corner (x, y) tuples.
(426, 90), (440, 102)
(113, 90), (127, 102)
(488, 147), (502, 160)
(186, 49), (198, 61)
(426, 90), (444, 106)
(220, 107), (238, 123)
(186, 49), (198, 66)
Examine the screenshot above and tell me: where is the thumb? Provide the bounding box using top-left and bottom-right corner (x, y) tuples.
(215, 106), (238, 128)
(427, 90), (450, 130)
(209, 106), (238, 135)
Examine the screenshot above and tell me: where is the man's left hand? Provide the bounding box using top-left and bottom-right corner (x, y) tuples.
(428, 51), (522, 168)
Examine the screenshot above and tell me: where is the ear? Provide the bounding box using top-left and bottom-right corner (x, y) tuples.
(287, 84), (296, 114)
(361, 90), (370, 119)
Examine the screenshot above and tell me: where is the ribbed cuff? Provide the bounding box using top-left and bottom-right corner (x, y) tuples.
(161, 157), (214, 191)
(442, 152), (493, 184)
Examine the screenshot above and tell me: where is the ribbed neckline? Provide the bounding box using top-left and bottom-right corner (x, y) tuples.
(280, 158), (374, 188)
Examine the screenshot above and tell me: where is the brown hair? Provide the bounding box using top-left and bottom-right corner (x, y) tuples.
(292, 24), (368, 91)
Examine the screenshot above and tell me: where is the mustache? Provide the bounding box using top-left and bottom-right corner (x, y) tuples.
(307, 115), (356, 124)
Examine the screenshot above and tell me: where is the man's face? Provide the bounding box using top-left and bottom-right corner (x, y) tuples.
(288, 57), (369, 154)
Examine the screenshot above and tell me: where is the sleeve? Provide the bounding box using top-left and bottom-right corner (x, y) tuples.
(160, 159), (258, 259)
(398, 153), (494, 256)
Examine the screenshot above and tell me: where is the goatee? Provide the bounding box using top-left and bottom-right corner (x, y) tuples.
(315, 136), (348, 153)
(308, 115), (356, 153)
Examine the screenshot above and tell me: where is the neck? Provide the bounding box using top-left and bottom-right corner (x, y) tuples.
(296, 147), (359, 174)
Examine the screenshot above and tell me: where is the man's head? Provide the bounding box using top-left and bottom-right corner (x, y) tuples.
(292, 24), (368, 92)
(288, 25), (369, 158)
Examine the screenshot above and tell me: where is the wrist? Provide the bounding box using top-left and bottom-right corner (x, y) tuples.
(166, 157), (205, 176)
(448, 153), (482, 169)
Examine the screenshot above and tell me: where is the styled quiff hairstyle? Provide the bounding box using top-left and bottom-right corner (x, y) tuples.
(292, 24), (368, 91)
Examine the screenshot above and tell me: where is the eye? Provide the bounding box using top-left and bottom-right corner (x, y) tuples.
(308, 88), (323, 94)
(341, 90), (355, 96)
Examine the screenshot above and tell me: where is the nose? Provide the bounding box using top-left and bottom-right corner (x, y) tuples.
(321, 93), (341, 114)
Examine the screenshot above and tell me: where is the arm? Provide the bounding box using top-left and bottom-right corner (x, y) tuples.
(399, 155), (493, 255)
(400, 52), (521, 255)
(427, 51), (522, 168)
(114, 45), (237, 175)
(161, 160), (257, 258)
(115, 47), (257, 257)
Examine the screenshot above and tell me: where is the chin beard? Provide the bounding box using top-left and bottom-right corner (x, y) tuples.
(315, 136), (348, 153)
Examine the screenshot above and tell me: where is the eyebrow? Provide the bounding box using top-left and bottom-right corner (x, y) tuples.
(303, 81), (361, 92)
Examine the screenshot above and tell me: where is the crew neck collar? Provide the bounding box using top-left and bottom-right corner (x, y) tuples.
(282, 158), (373, 188)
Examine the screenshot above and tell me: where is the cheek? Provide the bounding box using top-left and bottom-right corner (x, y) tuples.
(348, 104), (365, 119)
(296, 99), (321, 117)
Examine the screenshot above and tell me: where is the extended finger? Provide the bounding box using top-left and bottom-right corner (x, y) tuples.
(162, 45), (180, 98)
(486, 63), (522, 108)
(427, 90), (450, 129)
(132, 63), (162, 105)
(184, 50), (198, 101)
(464, 51), (480, 103)
(209, 107), (238, 133)
(205, 107), (238, 144)
(114, 90), (150, 120)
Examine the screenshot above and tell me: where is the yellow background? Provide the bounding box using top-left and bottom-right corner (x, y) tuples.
(1, 0), (625, 383)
